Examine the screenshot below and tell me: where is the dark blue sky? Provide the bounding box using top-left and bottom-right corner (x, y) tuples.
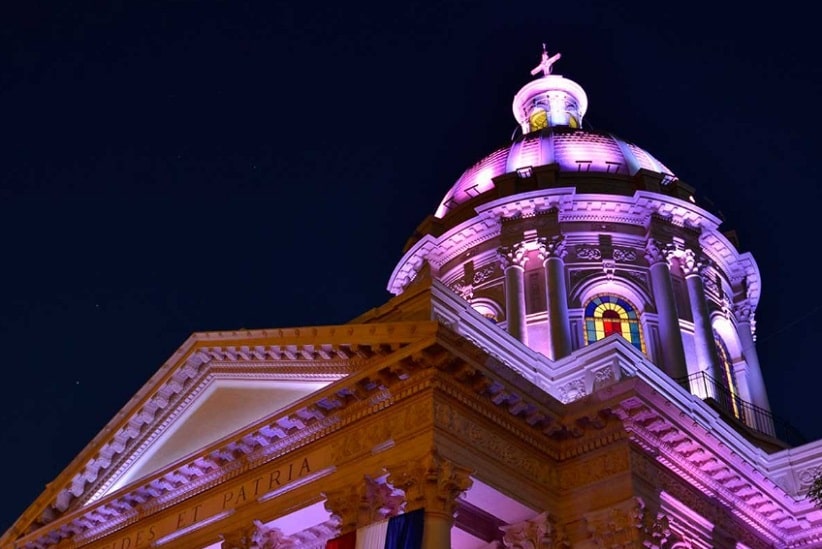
(2, 1), (820, 533)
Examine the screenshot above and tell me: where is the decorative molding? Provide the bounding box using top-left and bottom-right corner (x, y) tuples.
(537, 236), (568, 261)
(558, 446), (630, 490)
(499, 243), (530, 269)
(387, 450), (473, 517)
(473, 263), (500, 285)
(575, 245), (601, 261)
(500, 511), (570, 548)
(612, 248), (637, 263)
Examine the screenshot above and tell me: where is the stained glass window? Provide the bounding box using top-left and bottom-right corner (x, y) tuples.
(584, 295), (644, 352)
(714, 332), (742, 419)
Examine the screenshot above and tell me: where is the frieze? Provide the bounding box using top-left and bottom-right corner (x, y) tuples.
(612, 248), (637, 262)
(329, 400), (433, 464)
(575, 246), (602, 261)
(558, 378), (586, 403)
(797, 464), (822, 492)
(432, 401), (559, 489)
(473, 263), (500, 285)
(558, 446), (629, 491)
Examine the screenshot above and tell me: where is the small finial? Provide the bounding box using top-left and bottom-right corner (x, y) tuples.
(530, 43), (561, 77)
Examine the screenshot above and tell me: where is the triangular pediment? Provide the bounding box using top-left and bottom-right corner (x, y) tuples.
(100, 378), (332, 498)
(3, 308), (442, 544)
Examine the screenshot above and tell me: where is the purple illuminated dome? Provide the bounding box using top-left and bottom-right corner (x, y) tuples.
(435, 62), (677, 220)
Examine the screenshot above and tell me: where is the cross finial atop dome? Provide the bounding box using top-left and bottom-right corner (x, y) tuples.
(514, 46), (587, 133)
(530, 43), (562, 77)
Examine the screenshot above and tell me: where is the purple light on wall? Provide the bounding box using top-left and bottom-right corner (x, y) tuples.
(434, 132), (675, 218)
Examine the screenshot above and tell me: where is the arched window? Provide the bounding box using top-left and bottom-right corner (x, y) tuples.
(529, 108), (548, 131)
(714, 332), (742, 418)
(584, 295), (645, 352)
(472, 303), (499, 323)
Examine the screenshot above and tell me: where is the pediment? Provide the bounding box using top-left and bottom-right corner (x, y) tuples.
(99, 378), (332, 499)
(5, 318), (440, 543)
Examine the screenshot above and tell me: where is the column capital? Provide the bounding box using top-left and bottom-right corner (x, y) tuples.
(680, 248), (707, 277)
(501, 511), (570, 548)
(220, 525), (253, 549)
(732, 300), (754, 323)
(537, 235), (567, 262)
(323, 484), (364, 532)
(251, 520), (298, 549)
(499, 242), (529, 269)
(362, 472), (405, 524)
(644, 238), (673, 266)
(387, 451), (473, 519)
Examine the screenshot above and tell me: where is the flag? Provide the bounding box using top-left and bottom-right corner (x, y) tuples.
(326, 508), (425, 549)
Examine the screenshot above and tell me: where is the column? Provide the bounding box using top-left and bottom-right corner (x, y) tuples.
(681, 249), (722, 395)
(538, 236), (572, 360)
(499, 243), (529, 344)
(733, 300), (774, 434)
(644, 240), (688, 380)
(388, 451), (473, 549)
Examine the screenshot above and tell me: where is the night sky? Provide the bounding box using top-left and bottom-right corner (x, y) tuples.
(2, 1), (820, 534)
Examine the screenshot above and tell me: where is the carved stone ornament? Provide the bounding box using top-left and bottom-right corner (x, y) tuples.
(537, 235), (568, 261)
(450, 281), (474, 300)
(680, 248), (705, 277)
(644, 239), (672, 267)
(584, 497), (643, 547)
(362, 473), (405, 523)
(251, 520), (299, 549)
(732, 300), (753, 323)
(602, 259), (616, 281)
(584, 497), (680, 548)
(612, 248), (637, 262)
(323, 484), (363, 531)
(576, 245), (602, 261)
(221, 525), (253, 549)
(500, 511), (570, 548)
(387, 450), (473, 517)
(473, 263), (499, 285)
(499, 243), (530, 269)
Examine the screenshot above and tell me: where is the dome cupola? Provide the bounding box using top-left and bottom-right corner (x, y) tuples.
(389, 48), (770, 432)
(512, 44), (588, 132)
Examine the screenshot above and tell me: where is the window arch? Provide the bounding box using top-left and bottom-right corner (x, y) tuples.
(584, 294), (645, 353)
(471, 298), (502, 323)
(529, 108), (548, 131)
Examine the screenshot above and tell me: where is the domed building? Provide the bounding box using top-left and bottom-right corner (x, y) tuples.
(4, 49), (822, 549)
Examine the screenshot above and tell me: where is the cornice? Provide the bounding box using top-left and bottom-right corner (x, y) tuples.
(4, 321), (441, 548)
(604, 379), (822, 546)
(12, 323), (631, 549)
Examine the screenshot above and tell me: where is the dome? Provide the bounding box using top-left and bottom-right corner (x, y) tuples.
(434, 128), (676, 218)
(434, 49), (675, 219)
